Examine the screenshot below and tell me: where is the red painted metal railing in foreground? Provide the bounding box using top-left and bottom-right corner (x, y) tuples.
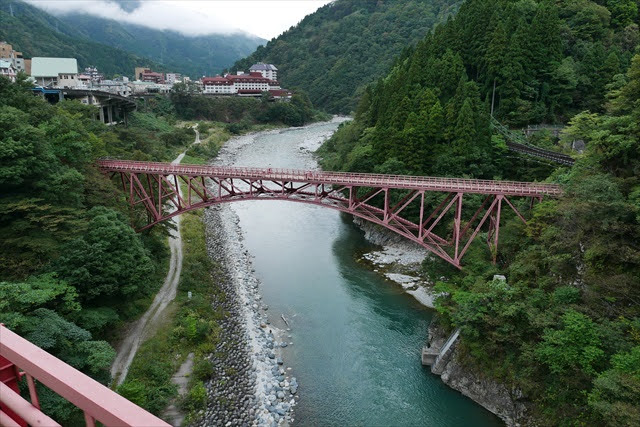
(0, 324), (170, 427)
(98, 159), (562, 268)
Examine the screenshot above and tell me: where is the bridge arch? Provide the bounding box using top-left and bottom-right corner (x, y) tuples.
(98, 160), (562, 268)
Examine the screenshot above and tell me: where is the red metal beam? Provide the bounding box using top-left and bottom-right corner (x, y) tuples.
(97, 159), (562, 197)
(0, 325), (170, 427)
(97, 160), (562, 268)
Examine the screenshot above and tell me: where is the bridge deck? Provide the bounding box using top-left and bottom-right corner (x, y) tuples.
(98, 160), (562, 197)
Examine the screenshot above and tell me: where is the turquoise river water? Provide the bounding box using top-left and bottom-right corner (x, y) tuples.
(225, 120), (502, 426)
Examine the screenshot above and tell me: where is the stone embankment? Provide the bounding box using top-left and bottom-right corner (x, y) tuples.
(195, 205), (298, 426)
(194, 126), (305, 426)
(193, 119), (349, 425)
(425, 320), (529, 426)
(355, 219), (530, 426)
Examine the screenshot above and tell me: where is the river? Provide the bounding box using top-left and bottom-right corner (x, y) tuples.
(213, 119), (502, 426)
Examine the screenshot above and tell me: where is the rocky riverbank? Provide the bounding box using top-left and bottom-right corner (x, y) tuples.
(196, 126), (309, 426)
(354, 218), (440, 308)
(199, 206), (297, 426)
(426, 320), (528, 426)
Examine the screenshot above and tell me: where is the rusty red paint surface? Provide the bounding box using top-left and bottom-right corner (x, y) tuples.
(0, 325), (170, 427)
(98, 159), (561, 268)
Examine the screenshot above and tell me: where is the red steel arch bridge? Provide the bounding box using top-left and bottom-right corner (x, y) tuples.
(97, 159), (562, 268)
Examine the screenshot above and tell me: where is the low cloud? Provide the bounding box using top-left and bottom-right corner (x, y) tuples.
(26, 0), (332, 39)
(26, 0), (244, 36)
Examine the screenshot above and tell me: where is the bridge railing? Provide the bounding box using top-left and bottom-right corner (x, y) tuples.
(97, 160), (562, 197)
(0, 324), (170, 427)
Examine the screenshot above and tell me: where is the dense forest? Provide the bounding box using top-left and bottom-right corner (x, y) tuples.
(0, 0), (263, 78)
(0, 75), (196, 423)
(319, 0), (639, 179)
(233, 0), (461, 113)
(319, 0), (640, 425)
(169, 83), (326, 129)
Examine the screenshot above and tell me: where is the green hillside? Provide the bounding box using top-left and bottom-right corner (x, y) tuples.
(319, 0), (640, 425)
(0, 0), (264, 79)
(57, 14), (265, 77)
(233, 0), (461, 113)
(320, 0), (639, 178)
(0, 0), (161, 77)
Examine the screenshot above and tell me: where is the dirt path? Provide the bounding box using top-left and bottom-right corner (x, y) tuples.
(194, 126), (201, 144)
(162, 352), (194, 426)
(110, 131), (195, 386)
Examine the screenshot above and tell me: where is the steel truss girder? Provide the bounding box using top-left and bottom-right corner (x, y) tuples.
(108, 171), (536, 269)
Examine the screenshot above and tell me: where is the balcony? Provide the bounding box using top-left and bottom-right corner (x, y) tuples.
(0, 324), (170, 426)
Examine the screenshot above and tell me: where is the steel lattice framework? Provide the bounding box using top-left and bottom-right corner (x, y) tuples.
(97, 160), (562, 268)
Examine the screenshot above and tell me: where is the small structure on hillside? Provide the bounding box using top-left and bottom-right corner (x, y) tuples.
(31, 57), (80, 88)
(84, 66), (104, 83)
(0, 59), (17, 82)
(0, 41), (29, 74)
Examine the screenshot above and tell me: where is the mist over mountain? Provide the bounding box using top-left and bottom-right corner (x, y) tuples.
(109, 0), (142, 13)
(0, 0), (160, 77)
(57, 13), (265, 77)
(1, 0), (265, 78)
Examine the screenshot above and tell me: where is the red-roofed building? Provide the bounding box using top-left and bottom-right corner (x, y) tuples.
(201, 70), (282, 96)
(268, 89), (293, 100)
(141, 71), (164, 84)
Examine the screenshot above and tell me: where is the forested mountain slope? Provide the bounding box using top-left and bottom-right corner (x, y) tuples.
(233, 0), (461, 113)
(1, 0), (264, 78)
(0, 74), (200, 422)
(320, 0), (639, 179)
(319, 0), (640, 425)
(56, 14), (265, 77)
(0, 0), (161, 77)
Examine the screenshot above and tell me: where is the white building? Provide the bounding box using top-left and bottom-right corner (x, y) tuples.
(31, 57), (79, 88)
(249, 63), (278, 81)
(0, 59), (17, 82)
(76, 74), (91, 89)
(201, 71), (280, 96)
(201, 76), (235, 94)
(128, 80), (170, 94)
(84, 66), (104, 83)
(97, 78), (131, 97)
(128, 80), (155, 94)
(165, 73), (182, 84)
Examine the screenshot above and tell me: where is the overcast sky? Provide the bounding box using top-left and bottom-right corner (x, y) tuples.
(27, 0), (333, 40)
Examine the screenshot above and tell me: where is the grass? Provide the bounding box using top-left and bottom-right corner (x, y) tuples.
(115, 118), (298, 422)
(117, 208), (227, 421)
(116, 129), (228, 422)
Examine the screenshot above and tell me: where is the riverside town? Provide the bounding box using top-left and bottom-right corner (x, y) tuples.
(1, 1), (639, 426)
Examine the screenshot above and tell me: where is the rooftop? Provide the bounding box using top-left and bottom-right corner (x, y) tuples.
(31, 57), (78, 77)
(250, 63), (278, 71)
(0, 59), (13, 69)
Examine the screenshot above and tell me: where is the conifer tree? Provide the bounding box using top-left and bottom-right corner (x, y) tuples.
(454, 99), (477, 153)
